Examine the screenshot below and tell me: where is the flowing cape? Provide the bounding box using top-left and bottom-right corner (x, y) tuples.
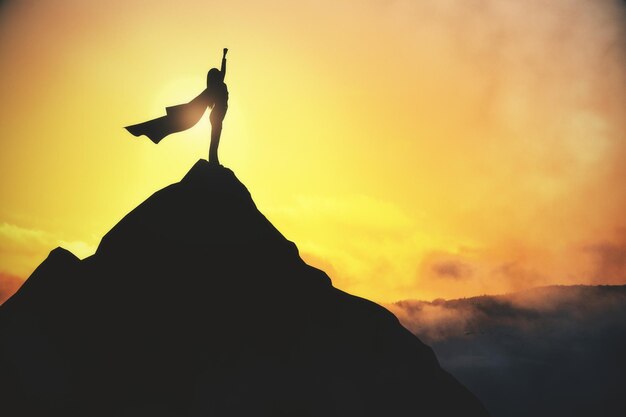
(125, 89), (209, 144)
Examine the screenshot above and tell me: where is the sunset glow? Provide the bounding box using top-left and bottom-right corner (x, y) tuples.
(1, 0), (625, 302)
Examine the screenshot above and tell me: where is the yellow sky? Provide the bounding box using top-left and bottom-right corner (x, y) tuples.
(1, 0), (625, 303)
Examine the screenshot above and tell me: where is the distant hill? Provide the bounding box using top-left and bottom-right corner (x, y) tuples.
(0, 160), (488, 417)
(388, 285), (626, 417)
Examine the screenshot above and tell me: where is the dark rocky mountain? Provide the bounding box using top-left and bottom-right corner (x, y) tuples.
(0, 160), (488, 417)
(389, 285), (626, 417)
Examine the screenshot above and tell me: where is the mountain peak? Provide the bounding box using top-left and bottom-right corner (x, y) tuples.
(180, 161), (249, 200)
(1, 161), (489, 416)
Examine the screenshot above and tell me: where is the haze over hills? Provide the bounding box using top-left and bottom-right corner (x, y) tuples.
(0, 160), (488, 417)
(388, 285), (626, 417)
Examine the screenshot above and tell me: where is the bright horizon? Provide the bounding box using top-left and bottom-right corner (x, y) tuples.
(1, 0), (626, 303)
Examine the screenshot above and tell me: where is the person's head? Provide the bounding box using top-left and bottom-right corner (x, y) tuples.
(207, 68), (221, 88)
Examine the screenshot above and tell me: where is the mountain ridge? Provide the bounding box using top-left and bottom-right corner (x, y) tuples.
(0, 160), (488, 416)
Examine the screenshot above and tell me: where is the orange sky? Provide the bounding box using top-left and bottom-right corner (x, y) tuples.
(1, 0), (625, 303)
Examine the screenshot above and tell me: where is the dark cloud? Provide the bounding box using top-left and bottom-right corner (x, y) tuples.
(387, 285), (626, 417)
(432, 260), (472, 280)
(420, 251), (475, 283)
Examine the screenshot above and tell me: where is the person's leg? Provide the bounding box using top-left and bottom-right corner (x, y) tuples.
(209, 121), (222, 164)
(209, 106), (226, 164)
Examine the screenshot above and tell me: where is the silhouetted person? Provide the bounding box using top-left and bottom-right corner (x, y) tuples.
(206, 48), (229, 164)
(125, 48), (229, 165)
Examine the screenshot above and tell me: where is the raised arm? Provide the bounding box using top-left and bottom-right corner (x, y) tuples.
(221, 48), (228, 80)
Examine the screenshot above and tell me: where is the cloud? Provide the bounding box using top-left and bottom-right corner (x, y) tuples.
(0, 222), (95, 278)
(387, 285), (626, 416)
(0, 222), (49, 249)
(389, 285), (626, 342)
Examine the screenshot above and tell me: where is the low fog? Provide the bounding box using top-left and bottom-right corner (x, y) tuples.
(387, 285), (626, 417)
